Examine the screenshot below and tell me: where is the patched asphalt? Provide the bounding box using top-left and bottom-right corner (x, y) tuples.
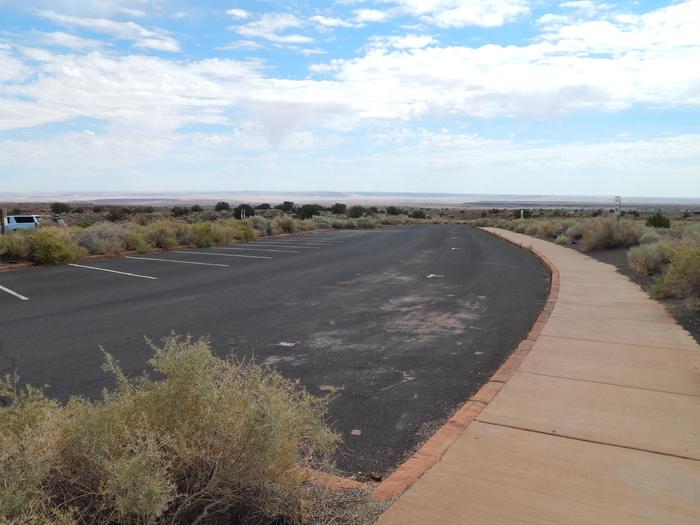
(0, 225), (549, 479)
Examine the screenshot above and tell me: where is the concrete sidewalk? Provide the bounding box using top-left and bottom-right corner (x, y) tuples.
(377, 228), (700, 525)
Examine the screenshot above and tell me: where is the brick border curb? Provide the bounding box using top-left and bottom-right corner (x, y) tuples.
(373, 228), (559, 501)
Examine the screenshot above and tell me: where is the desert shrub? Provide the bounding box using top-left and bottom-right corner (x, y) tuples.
(627, 241), (674, 275)
(681, 223), (700, 247)
(50, 202), (71, 214)
(639, 229), (662, 245)
(142, 221), (178, 249)
(297, 204), (324, 220)
(191, 222), (216, 248)
(513, 221), (528, 234)
(0, 232), (32, 262)
(342, 219), (357, 229)
(125, 230), (150, 253)
(233, 204), (256, 220)
(233, 221), (257, 240)
(536, 221), (564, 240)
(296, 219), (316, 232)
(525, 223), (539, 236)
(646, 212), (671, 229)
(554, 234), (569, 245)
(356, 217), (377, 229)
(272, 215), (298, 235)
(347, 206), (364, 219)
(249, 215), (272, 236)
(76, 223), (129, 255)
(331, 219), (344, 229)
(580, 218), (643, 252)
(190, 205), (203, 213)
(171, 206), (190, 217)
(565, 221), (586, 241)
(214, 201), (230, 211)
(330, 203), (347, 215)
(211, 222), (235, 245)
(411, 210), (426, 219)
(30, 228), (85, 265)
(0, 335), (381, 524)
(312, 215), (333, 229)
(651, 246), (700, 300)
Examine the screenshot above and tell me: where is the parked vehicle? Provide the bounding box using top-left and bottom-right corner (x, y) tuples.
(2, 215), (66, 233)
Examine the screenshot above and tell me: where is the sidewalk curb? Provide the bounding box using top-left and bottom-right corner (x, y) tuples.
(373, 227), (559, 501)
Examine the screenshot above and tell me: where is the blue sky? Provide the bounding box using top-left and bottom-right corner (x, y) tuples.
(1, 0), (699, 197)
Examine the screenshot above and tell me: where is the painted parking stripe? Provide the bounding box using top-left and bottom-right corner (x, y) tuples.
(178, 251), (272, 260)
(69, 264), (158, 280)
(125, 256), (229, 267)
(247, 243), (321, 250)
(218, 247), (300, 254)
(0, 284), (29, 301)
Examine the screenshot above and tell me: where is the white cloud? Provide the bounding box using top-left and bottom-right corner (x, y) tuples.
(387, 0), (531, 28)
(368, 34), (437, 50)
(354, 8), (390, 23)
(37, 31), (104, 49)
(7, 0), (151, 17)
(233, 13), (313, 44)
(38, 10), (180, 52)
(309, 15), (358, 28)
(226, 8), (249, 20)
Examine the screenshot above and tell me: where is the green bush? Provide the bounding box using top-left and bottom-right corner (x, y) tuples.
(348, 206), (364, 219)
(50, 202), (71, 214)
(554, 234), (569, 245)
(191, 222), (216, 248)
(214, 201), (230, 211)
(125, 230), (150, 253)
(249, 215), (272, 236)
(30, 228), (85, 265)
(646, 212), (671, 229)
(411, 210), (426, 219)
(627, 241), (674, 275)
(651, 246), (700, 300)
(0, 335), (383, 524)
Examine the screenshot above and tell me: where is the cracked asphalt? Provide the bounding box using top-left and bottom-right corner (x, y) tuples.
(0, 224), (549, 479)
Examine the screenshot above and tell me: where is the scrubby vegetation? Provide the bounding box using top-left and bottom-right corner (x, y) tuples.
(1, 198), (466, 267)
(0, 335), (383, 524)
(472, 211), (700, 306)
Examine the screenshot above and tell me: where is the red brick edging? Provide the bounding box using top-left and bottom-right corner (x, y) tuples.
(372, 230), (560, 500)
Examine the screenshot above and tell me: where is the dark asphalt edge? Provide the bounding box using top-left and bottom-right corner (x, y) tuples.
(369, 226), (557, 500)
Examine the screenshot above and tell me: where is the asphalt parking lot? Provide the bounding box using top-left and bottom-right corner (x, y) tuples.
(0, 225), (549, 479)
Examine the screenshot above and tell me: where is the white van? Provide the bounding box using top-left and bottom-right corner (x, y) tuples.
(2, 215), (66, 233)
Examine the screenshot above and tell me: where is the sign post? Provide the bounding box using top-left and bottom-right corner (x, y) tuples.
(1, 208), (7, 235)
(614, 196), (622, 221)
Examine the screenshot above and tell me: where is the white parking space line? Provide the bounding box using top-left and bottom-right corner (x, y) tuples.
(125, 256), (230, 267)
(69, 264), (158, 280)
(0, 284), (29, 301)
(178, 251), (272, 260)
(218, 247), (300, 254)
(247, 243), (321, 249)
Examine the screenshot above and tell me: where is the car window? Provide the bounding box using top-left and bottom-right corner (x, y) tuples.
(13, 216), (36, 223)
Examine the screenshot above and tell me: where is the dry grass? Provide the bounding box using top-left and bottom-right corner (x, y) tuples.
(0, 335), (382, 524)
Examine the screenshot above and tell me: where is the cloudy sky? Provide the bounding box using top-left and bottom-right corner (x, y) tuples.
(1, 0), (699, 197)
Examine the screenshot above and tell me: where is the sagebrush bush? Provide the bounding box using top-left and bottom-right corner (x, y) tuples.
(0, 232), (32, 262)
(356, 217), (377, 229)
(651, 246), (700, 300)
(249, 215), (272, 236)
(191, 222), (216, 248)
(681, 223), (700, 247)
(639, 229), (662, 245)
(627, 241), (674, 275)
(125, 230), (150, 253)
(580, 218), (643, 252)
(554, 234), (569, 245)
(565, 221), (586, 242)
(312, 216), (333, 229)
(76, 222), (129, 254)
(142, 221), (178, 249)
(30, 228), (85, 265)
(272, 215), (298, 235)
(0, 335), (381, 524)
